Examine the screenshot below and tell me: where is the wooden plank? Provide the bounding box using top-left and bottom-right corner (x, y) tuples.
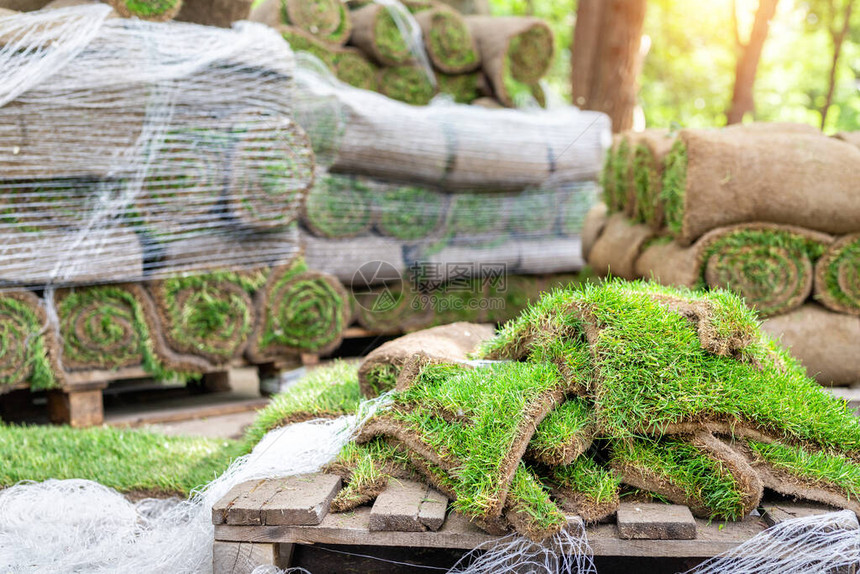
(107, 398), (269, 428)
(300, 354), (320, 367)
(759, 502), (841, 527)
(212, 541), (278, 574)
(227, 480), (287, 526)
(213, 480), (265, 525)
(616, 503), (696, 540)
(418, 487), (449, 531)
(342, 327), (382, 338)
(370, 479), (434, 532)
(47, 388), (103, 427)
(202, 371), (232, 393)
(64, 367), (150, 386)
(261, 474), (342, 526)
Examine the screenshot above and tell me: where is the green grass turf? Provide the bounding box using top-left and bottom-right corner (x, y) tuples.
(0, 423), (240, 496)
(374, 7), (413, 64)
(748, 440), (860, 501)
(436, 73), (480, 104)
(601, 146), (617, 211)
(328, 437), (413, 510)
(507, 463), (568, 535)
(528, 398), (593, 464)
(377, 66), (436, 106)
(612, 437), (750, 520)
(611, 138), (631, 212)
(375, 185), (445, 240)
(241, 360), (361, 452)
(364, 363), (400, 397)
(548, 455), (621, 505)
(632, 144), (657, 224)
(304, 174), (373, 238)
(123, 0), (178, 17)
(478, 280), (860, 452)
(0, 295), (57, 391)
(426, 9), (478, 71)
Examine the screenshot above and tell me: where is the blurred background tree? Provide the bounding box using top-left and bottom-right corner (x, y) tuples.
(488, 0), (860, 132)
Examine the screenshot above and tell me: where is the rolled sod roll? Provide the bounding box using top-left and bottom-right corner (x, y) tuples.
(374, 184), (447, 241)
(348, 3), (415, 66)
(175, 0), (251, 27)
(506, 188), (557, 237)
(517, 237), (584, 275)
(145, 271), (264, 372)
(662, 128), (860, 245)
(376, 65), (436, 105)
(302, 172), (374, 239)
(630, 129), (676, 228)
(587, 213), (655, 280)
(302, 234), (407, 284)
(278, 25), (336, 66)
(436, 72), (480, 104)
(104, 0), (182, 21)
(762, 304), (860, 386)
(353, 280), (433, 334)
(357, 321), (495, 397)
(465, 16), (554, 107)
(248, 259), (349, 360)
(634, 223), (832, 317)
(156, 227), (301, 276)
(414, 4), (480, 74)
(698, 224), (831, 317)
(0, 291), (60, 391)
(226, 116), (315, 230)
(0, 227), (143, 287)
(580, 202), (608, 261)
(414, 241), (522, 282)
(332, 48), (378, 90)
(835, 131), (860, 149)
(250, 0), (351, 45)
(814, 233), (860, 316)
(53, 283), (162, 373)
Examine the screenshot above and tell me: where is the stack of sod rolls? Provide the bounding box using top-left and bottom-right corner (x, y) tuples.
(252, 0), (555, 107)
(324, 281), (860, 542)
(584, 123), (860, 385)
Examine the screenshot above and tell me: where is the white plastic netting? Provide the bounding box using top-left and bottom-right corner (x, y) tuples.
(0, 5), (311, 289)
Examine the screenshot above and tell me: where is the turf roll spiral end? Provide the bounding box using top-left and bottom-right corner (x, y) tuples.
(249, 260), (348, 360)
(0, 291), (60, 392)
(302, 173), (373, 239)
(282, 0), (351, 46)
(105, 0), (182, 21)
(814, 233), (860, 315)
(415, 5), (480, 74)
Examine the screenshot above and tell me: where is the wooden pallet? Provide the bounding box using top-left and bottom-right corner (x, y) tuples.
(210, 474), (849, 574)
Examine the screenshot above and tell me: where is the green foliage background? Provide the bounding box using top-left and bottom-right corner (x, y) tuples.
(489, 0), (860, 132)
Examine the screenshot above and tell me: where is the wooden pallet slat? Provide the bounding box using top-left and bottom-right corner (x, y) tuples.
(213, 480), (266, 525)
(369, 479), (449, 533)
(261, 474), (342, 526)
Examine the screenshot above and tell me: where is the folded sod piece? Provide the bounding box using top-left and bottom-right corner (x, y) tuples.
(630, 223), (832, 317)
(611, 432), (763, 520)
(543, 454), (621, 522)
(374, 183), (447, 240)
(301, 172), (374, 239)
(465, 16), (554, 107)
(225, 116), (314, 230)
(630, 129), (676, 228)
(356, 361), (572, 541)
(241, 360), (361, 451)
(251, 0), (351, 45)
(357, 321), (495, 397)
(526, 397), (595, 466)
(733, 437), (860, 514)
(353, 281), (433, 335)
(662, 127), (860, 245)
(53, 284), (164, 375)
(414, 4), (480, 74)
(435, 72), (480, 104)
(247, 259), (349, 360)
(0, 291), (60, 392)
(104, 0), (182, 21)
(814, 233), (860, 316)
(376, 64), (436, 105)
(348, 3), (416, 66)
(146, 271), (264, 373)
(762, 304), (860, 386)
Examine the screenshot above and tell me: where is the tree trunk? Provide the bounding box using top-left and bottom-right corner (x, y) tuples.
(821, 0), (855, 129)
(726, 0), (780, 124)
(571, 0), (647, 132)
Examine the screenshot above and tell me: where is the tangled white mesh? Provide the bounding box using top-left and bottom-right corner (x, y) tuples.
(0, 5), (310, 289)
